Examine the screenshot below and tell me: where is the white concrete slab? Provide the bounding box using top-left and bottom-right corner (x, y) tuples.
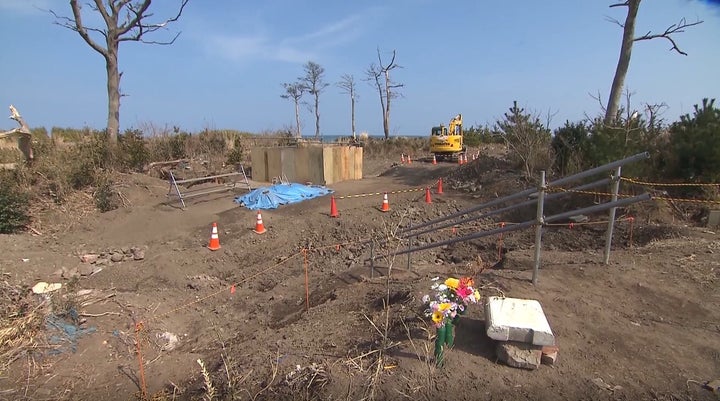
(485, 296), (555, 346)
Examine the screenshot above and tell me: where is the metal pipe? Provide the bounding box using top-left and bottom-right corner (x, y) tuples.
(389, 193), (651, 258)
(399, 152), (648, 235)
(401, 177), (611, 238)
(392, 220), (536, 257)
(398, 186), (538, 234)
(548, 152), (648, 189)
(545, 193), (650, 223)
(173, 171), (244, 184)
(604, 166), (622, 265)
(532, 171), (546, 286)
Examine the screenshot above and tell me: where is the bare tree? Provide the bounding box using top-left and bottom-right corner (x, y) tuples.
(299, 61), (329, 139)
(50, 0), (189, 144)
(0, 105), (33, 164)
(603, 0), (702, 125)
(337, 74), (357, 140)
(281, 82), (304, 138)
(365, 48), (403, 139)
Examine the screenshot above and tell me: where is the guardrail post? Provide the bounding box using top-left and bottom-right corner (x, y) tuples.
(370, 241), (375, 278)
(604, 166), (622, 265)
(407, 232), (412, 271)
(532, 170), (546, 285)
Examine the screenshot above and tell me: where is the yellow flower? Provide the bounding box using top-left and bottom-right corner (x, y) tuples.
(444, 278), (460, 289)
(438, 302), (452, 312)
(474, 290), (481, 300)
(432, 311), (443, 324)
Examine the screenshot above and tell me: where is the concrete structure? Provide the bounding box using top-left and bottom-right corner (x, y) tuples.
(708, 210), (720, 228)
(485, 296), (555, 346)
(251, 144), (362, 185)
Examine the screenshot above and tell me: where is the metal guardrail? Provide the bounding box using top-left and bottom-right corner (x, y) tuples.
(166, 165), (251, 208)
(373, 152), (652, 285)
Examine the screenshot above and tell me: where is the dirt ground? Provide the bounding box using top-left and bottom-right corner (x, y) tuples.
(0, 146), (719, 401)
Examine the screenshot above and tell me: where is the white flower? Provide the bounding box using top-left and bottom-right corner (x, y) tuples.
(431, 277), (440, 281)
(438, 284), (447, 291)
(421, 295), (430, 303)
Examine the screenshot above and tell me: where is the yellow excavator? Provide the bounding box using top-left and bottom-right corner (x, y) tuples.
(429, 114), (465, 161)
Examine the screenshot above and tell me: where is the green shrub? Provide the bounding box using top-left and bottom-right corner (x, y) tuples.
(0, 185), (30, 233)
(94, 176), (119, 212)
(665, 98), (720, 182)
(66, 131), (112, 189)
(118, 128), (149, 172)
(552, 121), (589, 176)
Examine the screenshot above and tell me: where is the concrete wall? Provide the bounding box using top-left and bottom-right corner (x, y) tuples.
(251, 144), (362, 185)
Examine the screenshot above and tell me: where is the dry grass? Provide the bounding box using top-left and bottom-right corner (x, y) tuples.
(0, 281), (49, 374)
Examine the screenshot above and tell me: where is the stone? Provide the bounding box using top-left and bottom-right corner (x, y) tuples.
(80, 254), (99, 264)
(541, 345), (559, 365)
(110, 253), (124, 263)
(496, 341), (542, 370)
(485, 296), (555, 346)
(62, 268), (80, 279)
(131, 247), (145, 261)
(78, 264), (95, 276)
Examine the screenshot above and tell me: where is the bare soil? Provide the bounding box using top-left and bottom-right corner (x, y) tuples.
(0, 145), (719, 401)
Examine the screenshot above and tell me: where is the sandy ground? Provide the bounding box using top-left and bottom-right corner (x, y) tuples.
(0, 149), (718, 401)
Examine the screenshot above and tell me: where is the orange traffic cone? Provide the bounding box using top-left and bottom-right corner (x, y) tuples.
(425, 187), (432, 204)
(408, 155), (412, 164)
(432, 154), (437, 165)
(400, 154), (405, 164)
(208, 222), (221, 251)
(253, 211), (267, 234)
(458, 154), (463, 165)
(330, 195), (339, 218)
(437, 178), (444, 195)
(381, 192), (390, 212)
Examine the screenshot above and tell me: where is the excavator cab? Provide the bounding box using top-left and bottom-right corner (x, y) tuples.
(430, 114), (464, 160)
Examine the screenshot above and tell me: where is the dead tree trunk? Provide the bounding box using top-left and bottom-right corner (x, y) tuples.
(0, 105), (34, 163)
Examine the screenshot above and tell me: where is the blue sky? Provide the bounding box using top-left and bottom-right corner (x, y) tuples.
(0, 0), (718, 136)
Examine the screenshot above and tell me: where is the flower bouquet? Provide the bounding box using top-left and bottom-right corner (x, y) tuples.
(422, 276), (481, 366)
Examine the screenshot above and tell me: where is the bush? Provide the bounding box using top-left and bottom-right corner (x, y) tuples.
(496, 101), (552, 178)
(552, 121), (589, 176)
(94, 175), (119, 213)
(118, 128), (149, 172)
(665, 98), (720, 182)
(66, 131), (112, 189)
(0, 185), (30, 233)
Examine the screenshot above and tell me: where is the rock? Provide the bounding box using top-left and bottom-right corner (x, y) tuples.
(705, 378), (720, 394)
(32, 282), (62, 294)
(541, 345), (559, 365)
(80, 254), (99, 264)
(110, 253), (124, 263)
(131, 247), (145, 261)
(94, 258), (108, 266)
(78, 264), (95, 276)
(63, 268), (80, 279)
(496, 341), (542, 370)
(485, 296), (555, 346)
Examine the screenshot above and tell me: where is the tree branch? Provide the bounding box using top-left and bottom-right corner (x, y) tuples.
(633, 17), (704, 55)
(50, 3), (109, 57)
(609, 1), (630, 8)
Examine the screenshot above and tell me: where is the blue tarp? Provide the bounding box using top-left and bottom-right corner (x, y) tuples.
(234, 183), (333, 210)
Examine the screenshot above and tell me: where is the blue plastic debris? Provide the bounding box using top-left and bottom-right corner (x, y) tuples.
(234, 183), (333, 210)
(46, 311), (96, 355)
